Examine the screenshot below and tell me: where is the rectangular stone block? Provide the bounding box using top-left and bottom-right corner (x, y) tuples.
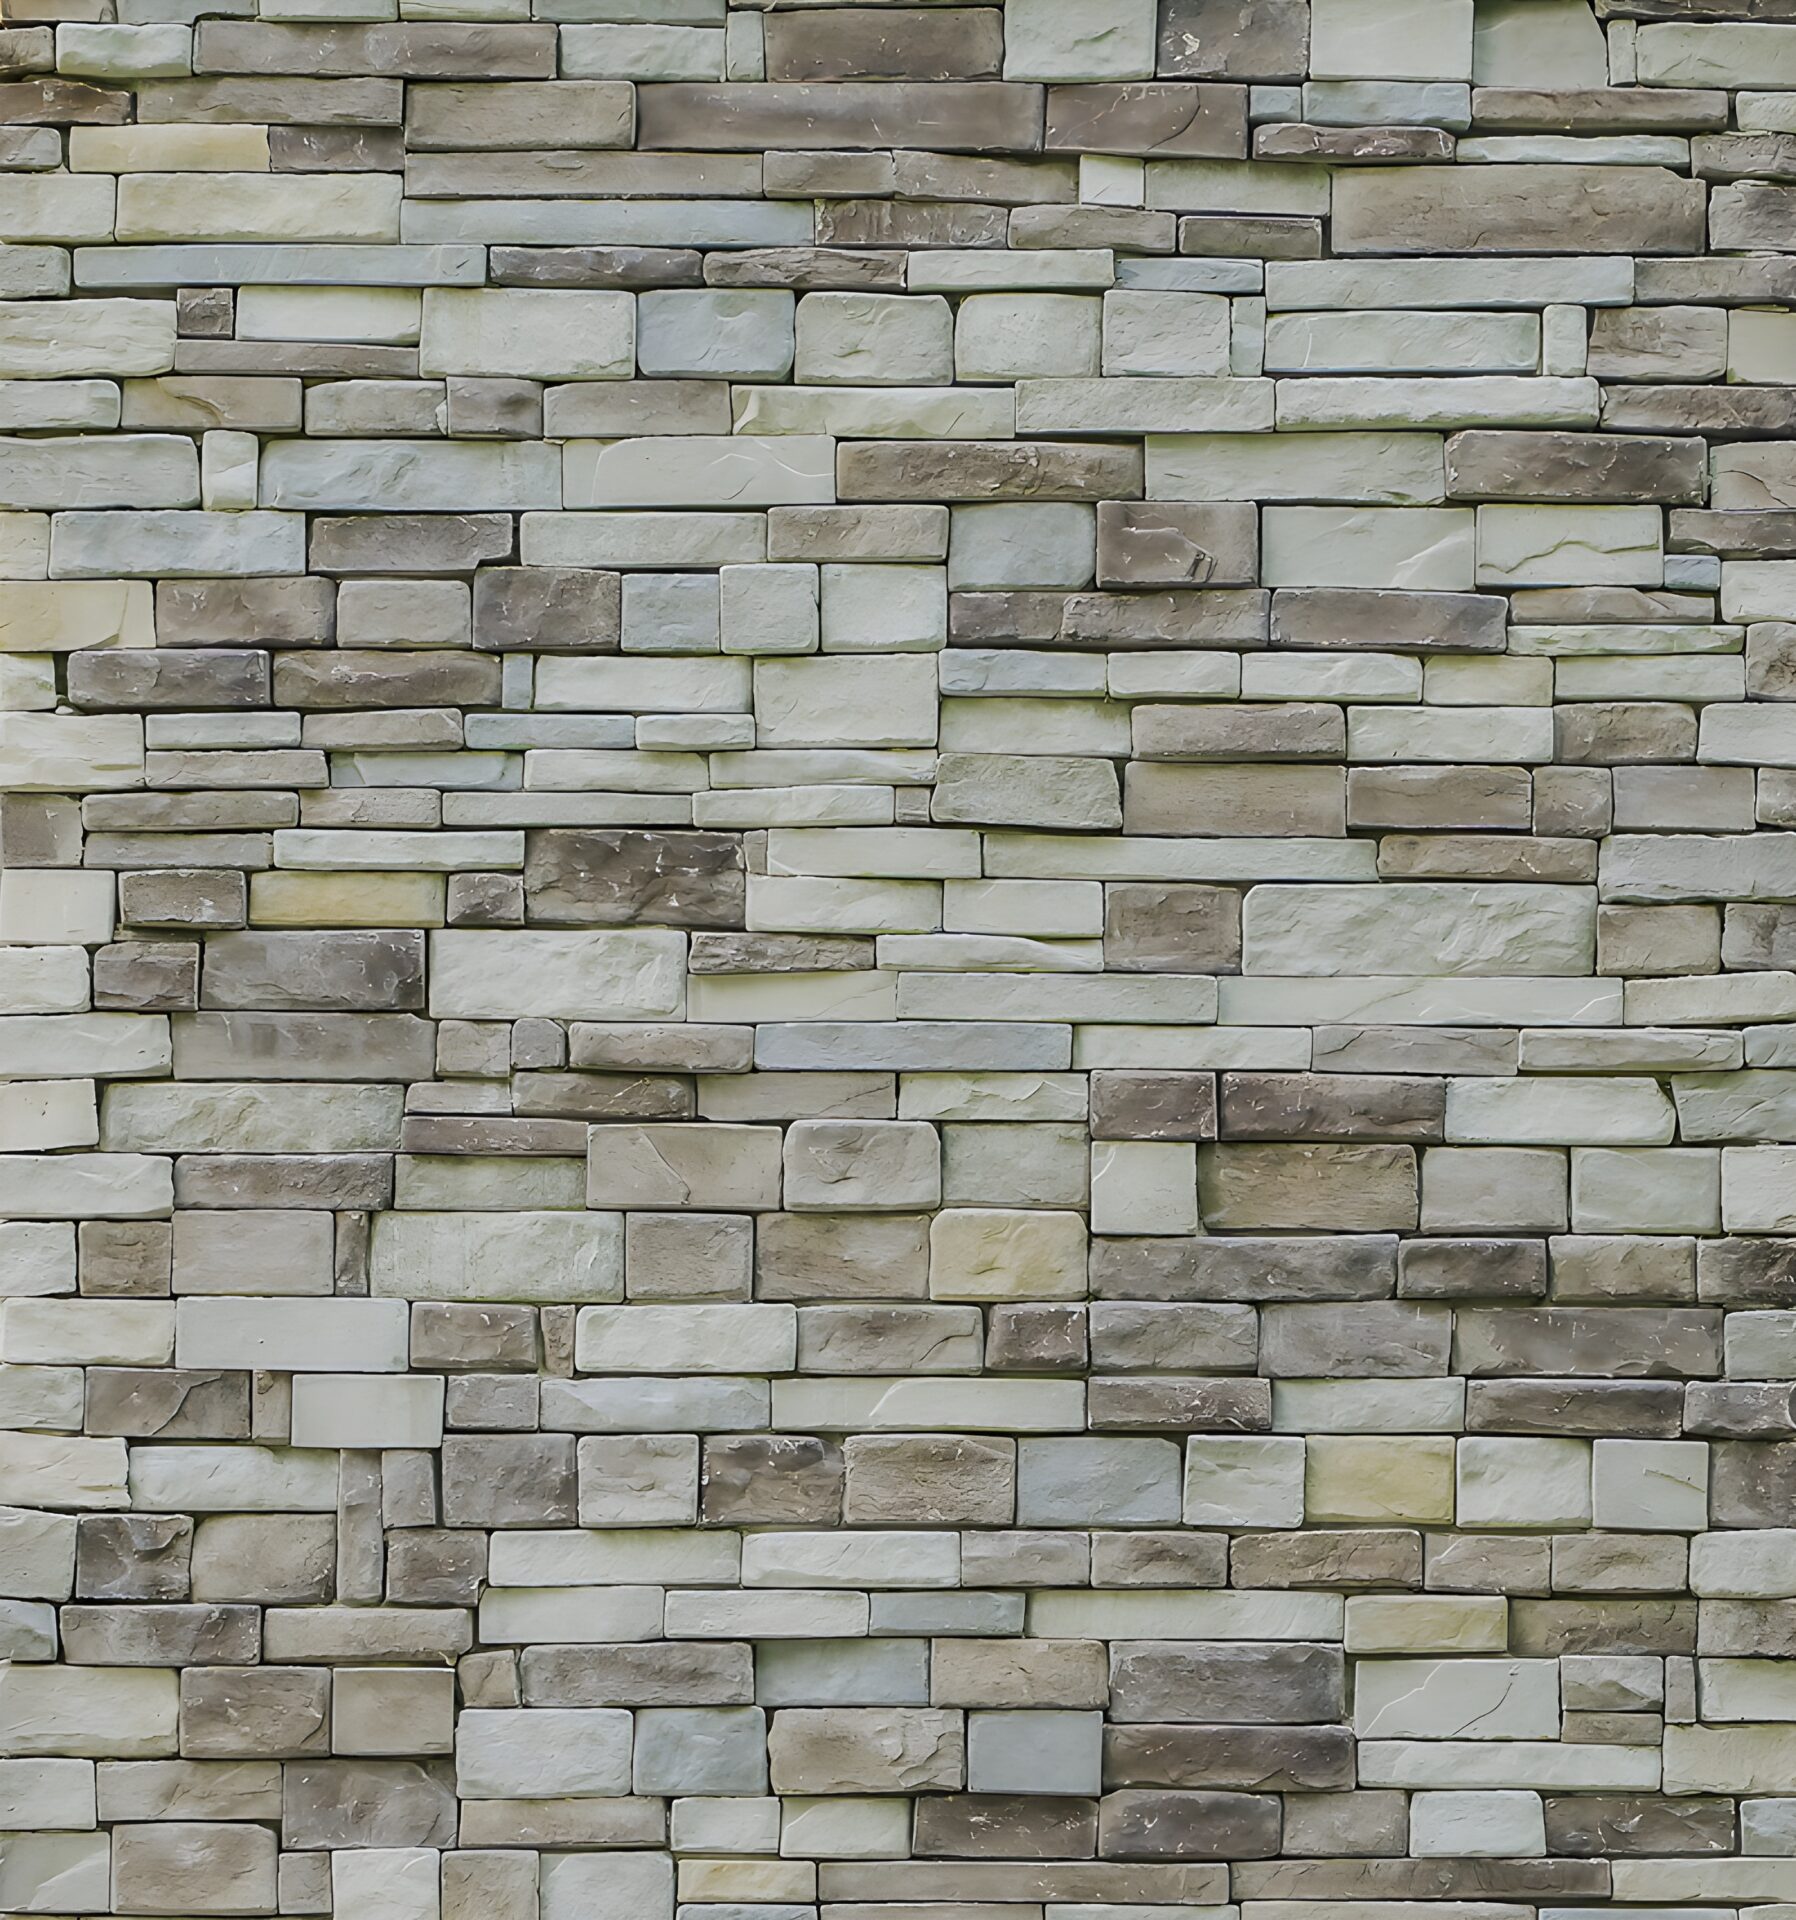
(1332, 165), (1705, 256)
(427, 930), (685, 1020)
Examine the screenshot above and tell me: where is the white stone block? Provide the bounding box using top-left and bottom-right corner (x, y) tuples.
(928, 1207), (1087, 1301)
(587, 1120), (782, 1209)
(741, 1530), (958, 1590)
(754, 655), (938, 748)
(128, 1445), (338, 1513)
(1725, 1146), (1796, 1232)
(1691, 1527), (1796, 1597)
(1476, 504), (1662, 588)
(428, 929), (685, 1019)
(0, 1221), (76, 1297)
(1183, 1436), (1305, 1528)
(1475, 0), (1607, 85)
(0, 1079), (99, 1152)
(818, 564), (947, 653)
(720, 562), (819, 656)
(1262, 507), (1474, 590)
(102, 1082), (399, 1155)
(1446, 1076), (1675, 1146)
(564, 435), (830, 510)
(1003, 0), (1155, 79)
(948, 503), (1096, 591)
(1102, 290), (1230, 377)
(0, 1431), (128, 1510)
(638, 290), (793, 380)
(421, 289), (634, 379)
(0, 1151), (169, 1220)
(956, 294), (1102, 381)
(1589, 1438), (1707, 1532)
(0, 1298), (171, 1367)
(115, 173), (400, 244)
(576, 1304), (796, 1373)
(333, 1849), (439, 1920)
(1355, 1658), (1559, 1740)
(0, 713), (143, 791)
(1456, 1436), (1592, 1528)
(0, 1505), (76, 1600)
(795, 293), (953, 386)
(0, 873), (115, 946)
(0, 176), (115, 244)
(783, 1119), (940, 1211)
(456, 1708), (634, 1797)
(1265, 309), (1538, 375)
(0, 1664), (176, 1757)
(371, 1211), (623, 1304)
(259, 441), (557, 514)
(0, 299), (173, 378)
(1149, 430), (1445, 505)
(290, 1375), (445, 1449)
(0, 1756), (94, 1829)
(199, 428), (257, 512)
(1243, 882), (1594, 977)
(49, 509), (305, 578)
(478, 1585), (665, 1647)
(559, 23), (723, 80)
(1089, 1139), (1199, 1234)
(1571, 1146), (1720, 1234)
(0, 1829), (109, 1912)
(1312, 0), (1474, 79)
(539, 1850), (672, 1920)
(1411, 1789), (1547, 1856)
(238, 284), (421, 345)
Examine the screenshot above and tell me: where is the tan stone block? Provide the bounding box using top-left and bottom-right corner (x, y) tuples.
(1305, 1436), (1456, 1524)
(248, 871), (447, 929)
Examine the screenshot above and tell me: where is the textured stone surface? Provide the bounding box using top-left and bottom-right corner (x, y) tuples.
(0, 5), (1787, 1915)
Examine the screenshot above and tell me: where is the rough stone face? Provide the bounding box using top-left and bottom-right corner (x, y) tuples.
(1446, 431), (1707, 506)
(768, 1707), (964, 1793)
(1332, 164), (1707, 256)
(472, 567), (621, 654)
(525, 830), (744, 929)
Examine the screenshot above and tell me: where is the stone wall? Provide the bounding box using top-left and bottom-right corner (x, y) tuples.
(3, 0), (1796, 1912)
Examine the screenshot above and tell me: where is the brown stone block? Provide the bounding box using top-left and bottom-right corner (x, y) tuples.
(524, 829), (744, 928)
(1446, 429), (1705, 505)
(472, 567), (620, 653)
(764, 7), (1004, 81)
(179, 1665), (329, 1757)
(637, 82), (1045, 154)
(1097, 501), (1257, 588)
(1231, 1527), (1424, 1590)
(1218, 1072), (1443, 1143)
(842, 440), (1142, 504)
(912, 1794), (1098, 1858)
(1333, 163), (1705, 255)
(1098, 1788), (1280, 1860)
(1105, 1723), (1354, 1791)
(1157, 0), (1309, 79)
(701, 1434), (843, 1525)
(1109, 1642), (1343, 1725)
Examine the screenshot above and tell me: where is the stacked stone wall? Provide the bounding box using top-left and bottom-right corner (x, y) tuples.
(6, 0), (1796, 1912)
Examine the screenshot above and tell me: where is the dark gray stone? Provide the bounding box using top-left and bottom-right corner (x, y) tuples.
(525, 830), (745, 929)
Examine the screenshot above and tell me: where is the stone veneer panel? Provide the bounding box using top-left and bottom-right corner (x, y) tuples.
(2, 0), (1796, 1913)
